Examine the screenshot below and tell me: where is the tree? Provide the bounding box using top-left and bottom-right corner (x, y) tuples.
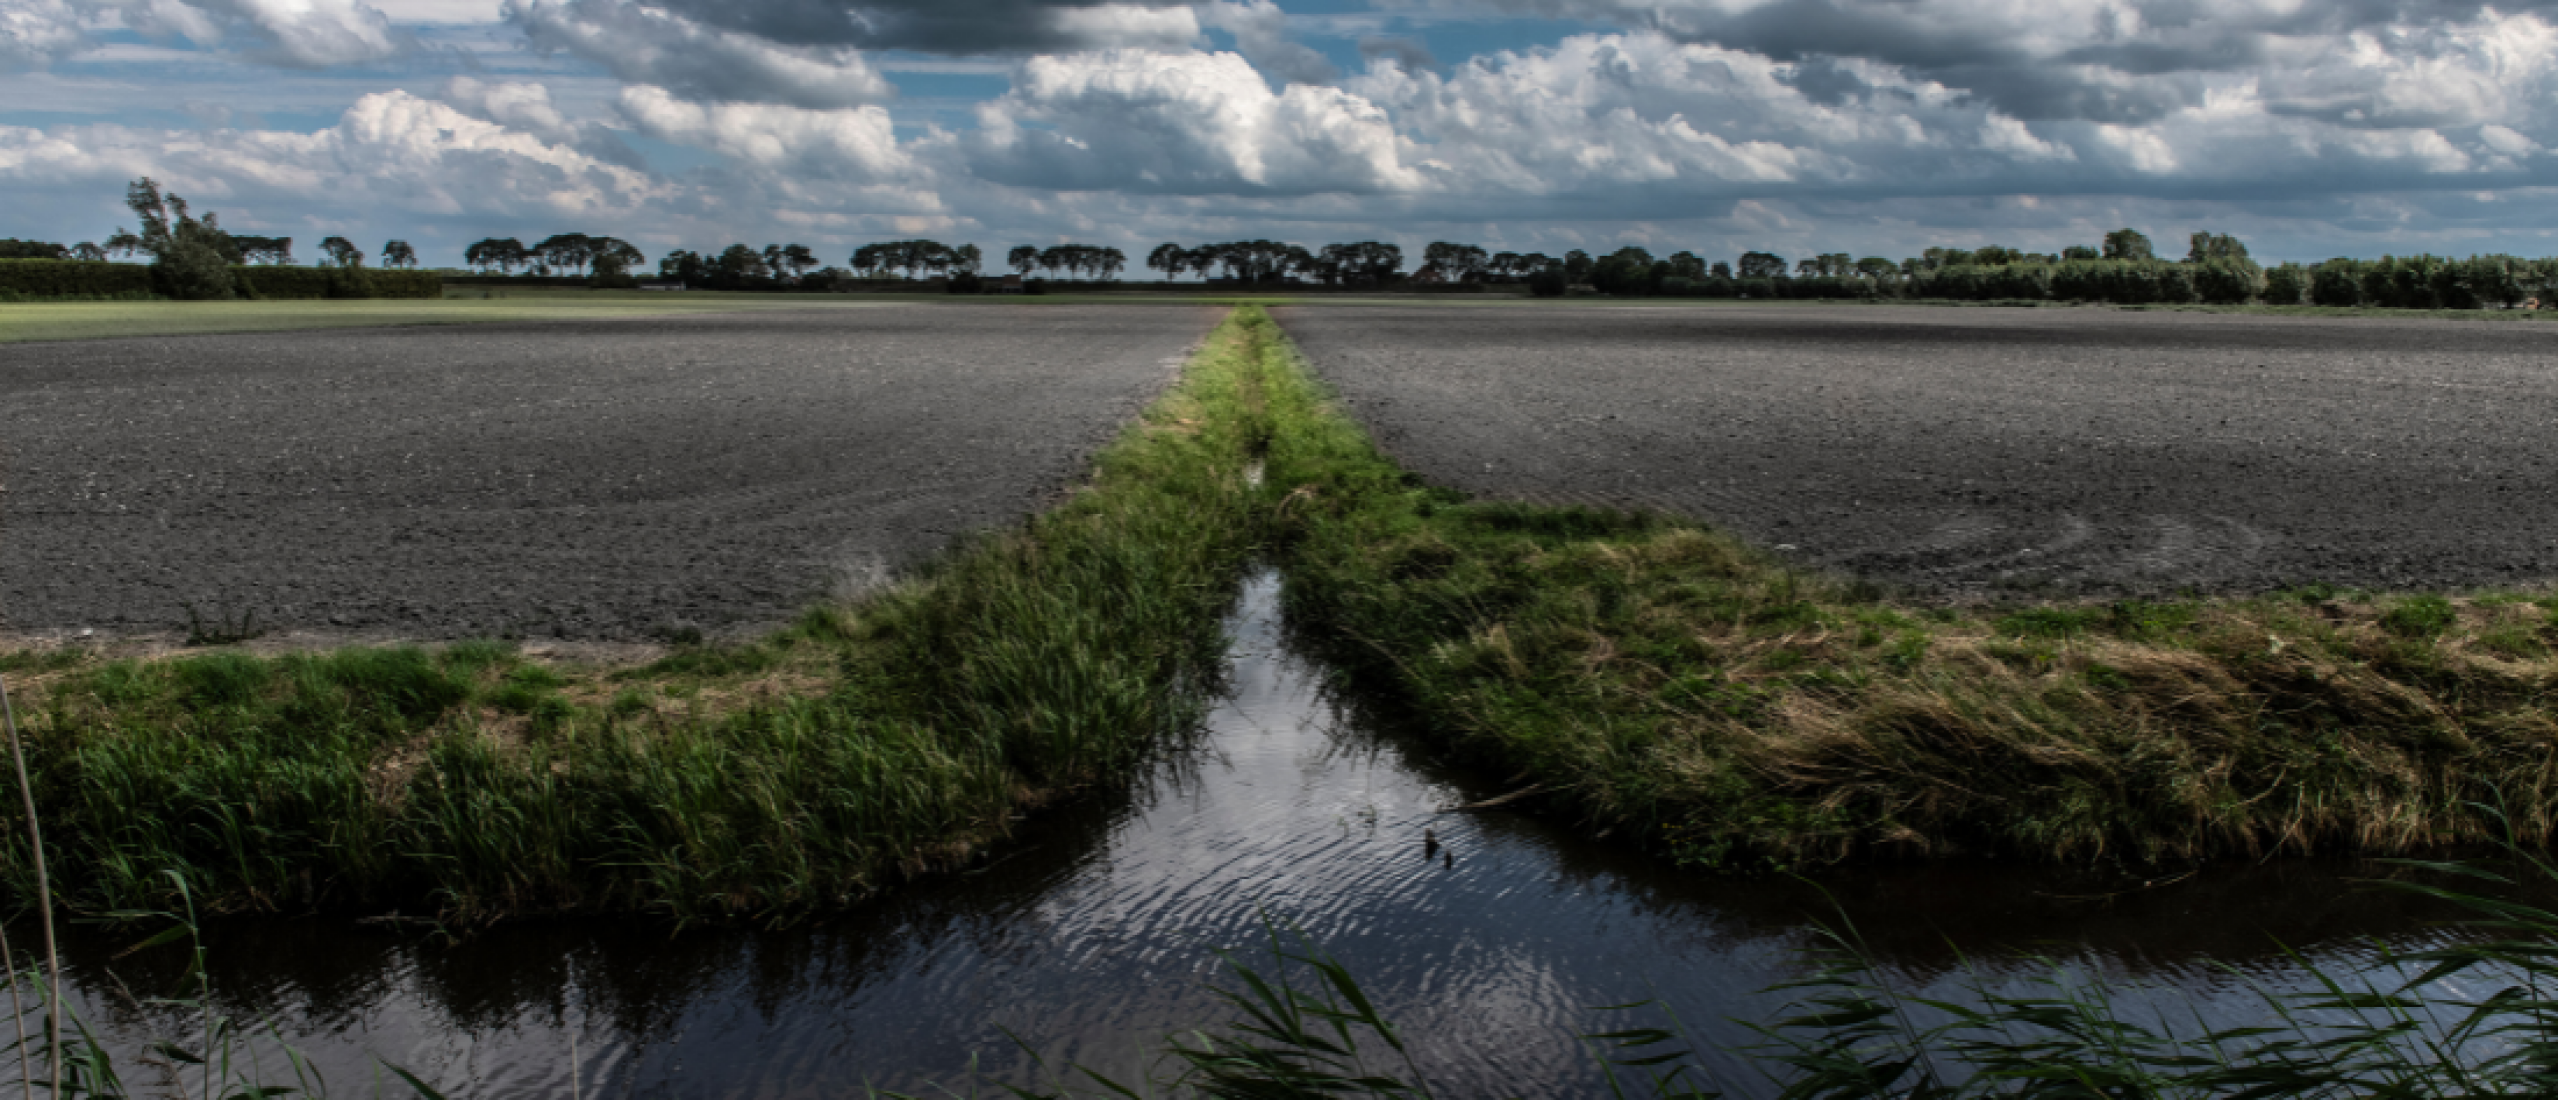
(851, 240), (964, 279)
(1420, 242), (1489, 282)
(1563, 250), (1593, 283)
(1665, 251), (1706, 280)
(1737, 251), (1788, 278)
(1315, 241), (1400, 284)
(955, 244), (985, 275)
(0, 239), (66, 259)
(2102, 228), (2154, 261)
(658, 249), (707, 285)
(319, 236), (365, 267)
(1854, 257), (1897, 279)
(70, 242), (106, 262)
(380, 240), (418, 269)
(1709, 261), (1732, 279)
(532, 233), (597, 275)
(1015, 245), (1047, 277)
(2061, 244), (2100, 261)
(120, 177), (237, 299)
(233, 236), (293, 264)
(465, 238), (527, 274)
(587, 238), (644, 285)
(716, 243), (772, 284)
(2185, 231), (2250, 265)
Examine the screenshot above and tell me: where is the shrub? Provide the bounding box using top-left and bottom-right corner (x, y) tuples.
(2261, 263), (2308, 305)
(2192, 260), (2260, 304)
(154, 238), (237, 300)
(1527, 268), (1567, 298)
(0, 260), (157, 298)
(947, 271), (984, 294)
(2310, 261), (2362, 306)
(0, 261), (436, 300)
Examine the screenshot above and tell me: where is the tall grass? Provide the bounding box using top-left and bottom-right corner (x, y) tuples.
(0, 309), (1277, 920)
(1257, 312), (2558, 871)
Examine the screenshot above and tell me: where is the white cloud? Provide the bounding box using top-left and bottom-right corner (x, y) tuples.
(615, 84), (913, 178)
(0, 90), (656, 225)
(966, 48), (1424, 194)
(0, 0), (89, 71)
(507, 0), (894, 108)
(370, 0), (502, 22)
(110, 0), (405, 67)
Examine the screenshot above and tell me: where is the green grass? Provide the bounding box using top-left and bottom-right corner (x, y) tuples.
(1256, 314), (2558, 872)
(0, 292), (889, 343)
(0, 309), (1280, 919)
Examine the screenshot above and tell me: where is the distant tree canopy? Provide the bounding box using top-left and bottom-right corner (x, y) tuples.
(2103, 228), (2156, 261)
(0, 239), (67, 260)
(319, 236), (365, 267)
(851, 240), (972, 278)
(1015, 243), (1126, 280)
(1419, 241), (1489, 282)
(1737, 251), (1787, 278)
(380, 240), (418, 269)
(232, 236), (293, 265)
(2187, 231), (2250, 265)
(466, 237), (529, 273)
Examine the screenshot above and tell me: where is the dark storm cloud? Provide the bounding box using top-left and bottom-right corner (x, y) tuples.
(596, 0), (1197, 51)
(1358, 34), (1438, 71)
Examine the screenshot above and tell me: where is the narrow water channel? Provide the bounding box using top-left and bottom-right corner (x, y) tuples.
(38, 568), (2494, 1097)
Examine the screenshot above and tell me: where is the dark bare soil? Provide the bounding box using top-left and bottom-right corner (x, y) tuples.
(2, 304), (1217, 641)
(1275, 303), (2558, 596)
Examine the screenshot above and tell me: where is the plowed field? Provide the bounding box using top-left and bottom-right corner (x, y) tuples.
(2, 304), (1217, 640)
(1276, 303), (2558, 595)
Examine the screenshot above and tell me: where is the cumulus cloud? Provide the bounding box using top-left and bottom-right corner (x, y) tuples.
(508, 0), (892, 107)
(0, 89), (656, 220)
(615, 84), (912, 178)
(965, 48), (1424, 194)
(1427, 0), (2558, 126)
(1328, 26), (2558, 208)
(439, 75), (647, 166)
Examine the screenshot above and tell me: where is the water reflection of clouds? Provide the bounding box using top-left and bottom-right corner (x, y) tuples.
(25, 567), (2521, 1097)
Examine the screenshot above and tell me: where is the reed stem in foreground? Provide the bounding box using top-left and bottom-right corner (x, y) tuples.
(0, 676), (57, 1095)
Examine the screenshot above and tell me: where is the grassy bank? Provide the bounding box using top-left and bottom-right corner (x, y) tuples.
(1257, 315), (2558, 870)
(0, 311), (1277, 920)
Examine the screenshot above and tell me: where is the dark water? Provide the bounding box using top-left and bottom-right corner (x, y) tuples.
(33, 570), (2500, 1097)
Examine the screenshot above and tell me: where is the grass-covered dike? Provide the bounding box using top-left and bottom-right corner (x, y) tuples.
(1258, 315), (2558, 872)
(0, 310), (1276, 920)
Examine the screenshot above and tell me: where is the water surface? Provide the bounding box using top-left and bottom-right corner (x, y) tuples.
(38, 569), (2492, 1096)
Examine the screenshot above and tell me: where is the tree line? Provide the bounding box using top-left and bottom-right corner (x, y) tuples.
(464, 234), (647, 280)
(3, 179), (424, 300)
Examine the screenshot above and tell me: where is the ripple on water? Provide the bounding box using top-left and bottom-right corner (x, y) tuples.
(26, 567), (2501, 1099)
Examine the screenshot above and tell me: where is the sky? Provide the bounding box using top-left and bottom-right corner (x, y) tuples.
(6, 0), (2558, 269)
